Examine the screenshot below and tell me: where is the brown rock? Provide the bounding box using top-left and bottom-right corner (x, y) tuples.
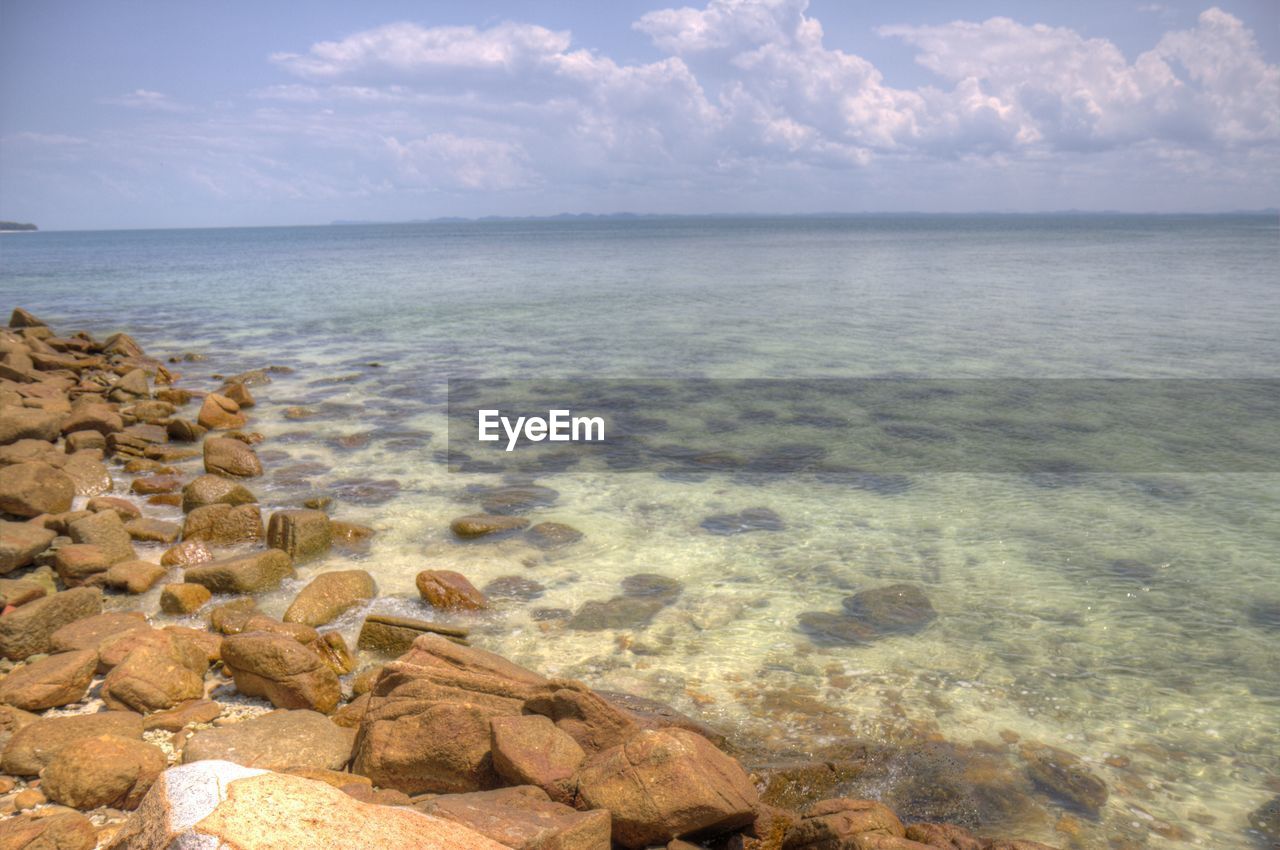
(526, 522), (584, 550)
(0, 586), (103, 660)
(352, 700), (509, 795)
(160, 539), (214, 567)
(184, 549), (294, 594)
(65, 429), (107, 452)
(159, 582), (211, 614)
(356, 614), (469, 656)
(0, 810), (96, 850)
(67, 510), (136, 563)
(418, 785), (611, 850)
(42, 734), (165, 810)
(142, 698), (222, 732)
(0, 577), (46, 609)
(113, 368), (150, 398)
(450, 514), (530, 539)
(61, 452), (112, 496)
(182, 503), (264, 546)
(104, 560), (168, 594)
(329, 520), (374, 551)
(266, 509), (332, 563)
(283, 570), (376, 627)
(204, 436), (263, 478)
(0, 461), (75, 517)
(221, 631), (340, 713)
(0, 407), (62, 444)
(221, 382), (255, 408)
(181, 473), (257, 512)
(0, 649), (97, 710)
(575, 728), (758, 849)
(52, 543), (112, 586)
(416, 569), (488, 611)
(86, 495), (142, 520)
(786, 798), (906, 848)
(196, 393), (246, 430)
(904, 823), (984, 850)
(1, 710), (145, 776)
(101, 630), (208, 713)
(61, 402), (124, 437)
(166, 417), (207, 442)
(1021, 745), (1108, 814)
(490, 714), (586, 804)
(182, 709), (355, 771)
(129, 474), (182, 495)
(123, 517), (180, 544)
(50, 610), (149, 659)
(0, 519), (56, 573)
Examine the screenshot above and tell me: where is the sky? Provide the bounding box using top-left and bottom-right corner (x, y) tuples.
(1, 0), (1277, 229)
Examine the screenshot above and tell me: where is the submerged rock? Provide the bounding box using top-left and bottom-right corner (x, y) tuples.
(1021, 745), (1108, 815)
(621, 573), (684, 601)
(840, 583), (937, 636)
(568, 596), (666, 631)
(482, 575), (546, 602)
(475, 484), (559, 515)
(451, 514), (530, 539)
(525, 521), (584, 549)
(700, 507), (785, 535)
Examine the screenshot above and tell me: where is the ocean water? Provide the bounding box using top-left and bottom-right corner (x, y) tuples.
(2, 215), (1278, 848)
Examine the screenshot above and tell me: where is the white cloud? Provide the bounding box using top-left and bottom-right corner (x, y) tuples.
(384, 134), (534, 191)
(100, 89), (190, 112)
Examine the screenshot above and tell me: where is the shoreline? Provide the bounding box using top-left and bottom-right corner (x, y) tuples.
(0, 306), (1268, 849)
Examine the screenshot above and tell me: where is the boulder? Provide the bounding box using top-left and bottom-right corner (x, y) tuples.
(784, 798), (906, 848)
(490, 714), (586, 804)
(0, 709), (145, 775)
(52, 542), (112, 586)
(8, 308), (48, 328)
(181, 473), (257, 512)
(184, 549), (294, 594)
(221, 382), (255, 408)
(66, 429), (107, 452)
(143, 698), (222, 732)
(101, 630), (209, 713)
(183, 709), (355, 771)
(130, 474), (183, 495)
(0, 586), (102, 660)
(105, 760), (509, 850)
(0, 461), (75, 517)
(67, 509), (136, 563)
(352, 700), (510, 795)
(266, 509), (332, 563)
(182, 502), (264, 545)
(904, 823), (985, 849)
(417, 569), (488, 611)
(166, 417), (207, 442)
(123, 517), (181, 543)
(356, 614), (469, 656)
(61, 451), (112, 496)
(450, 514), (530, 539)
(50, 610), (149, 658)
(0, 577), (45, 609)
(87, 495), (142, 520)
(0, 407), (62, 444)
(221, 631), (340, 712)
(104, 559), (168, 593)
(42, 734), (166, 810)
(113, 368), (150, 398)
(575, 728), (758, 848)
(159, 582), (211, 614)
(0, 519), (55, 573)
(0, 811), (96, 850)
(418, 785), (611, 850)
(197, 393), (246, 430)
(283, 569), (376, 627)
(61, 402), (124, 436)
(0, 649), (97, 710)
(0, 437), (60, 465)
(160, 539), (214, 567)
(204, 435), (263, 478)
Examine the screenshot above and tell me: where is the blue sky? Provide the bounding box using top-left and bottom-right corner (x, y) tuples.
(1, 0), (1277, 229)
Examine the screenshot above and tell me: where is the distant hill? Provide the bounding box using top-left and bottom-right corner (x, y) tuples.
(0, 221), (37, 232)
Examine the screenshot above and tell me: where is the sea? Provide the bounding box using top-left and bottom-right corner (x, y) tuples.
(2, 214), (1277, 848)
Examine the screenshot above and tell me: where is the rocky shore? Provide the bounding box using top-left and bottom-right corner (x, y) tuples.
(0, 305), (1252, 850)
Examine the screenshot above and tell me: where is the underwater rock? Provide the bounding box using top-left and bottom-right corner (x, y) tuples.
(482, 575), (546, 602)
(568, 597), (667, 631)
(797, 611), (877, 646)
(1021, 745), (1108, 815)
(1249, 795), (1280, 843)
(451, 514), (531, 539)
(700, 507), (785, 535)
(330, 477), (401, 505)
(620, 573), (684, 602)
(525, 521), (583, 549)
(841, 583), (937, 636)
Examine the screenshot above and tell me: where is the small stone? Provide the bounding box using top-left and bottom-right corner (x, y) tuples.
(416, 570), (488, 611)
(52, 543), (111, 587)
(159, 583), (212, 614)
(181, 503), (264, 546)
(203, 436), (263, 478)
(104, 560), (168, 594)
(450, 514), (530, 539)
(266, 509), (332, 564)
(283, 570), (376, 627)
(67, 509), (136, 563)
(130, 474), (183, 495)
(0, 520), (56, 574)
(86, 496), (142, 520)
(482, 576), (546, 602)
(160, 539), (215, 568)
(197, 393), (246, 430)
(123, 517), (181, 543)
(184, 549), (295, 594)
(181, 473), (257, 513)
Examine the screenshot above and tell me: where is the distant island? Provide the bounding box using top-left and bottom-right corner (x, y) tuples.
(0, 221), (37, 232)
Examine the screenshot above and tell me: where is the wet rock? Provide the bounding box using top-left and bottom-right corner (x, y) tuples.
(160, 539), (214, 568)
(1107, 558), (1158, 583)
(0, 649), (97, 710)
(104, 560), (168, 594)
(568, 597), (666, 631)
(330, 477), (401, 505)
(181, 503), (264, 545)
(0, 810), (96, 850)
(221, 631), (341, 713)
(183, 709), (355, 771)
(181, 473), (257, 512)
(451, 514), (530, 539)
(904, 822), (985, 849)
(489, 714), (586, 804)
(42, 734), (165, 810)
(107, 760), (508, 850)
(1, 710), (145, 776)
(221, 382), (255, 408)
(65, 428), (107, 452)
(841, 584), (937, 637)
(1021, 745), (1108, 814)
(482, 576), (546, 601)
(525, 521), (584, 550)
(196, 393), (246, 430)
(0, 519), (55, 573)
(67, 509), (136, 563)
(621, 573), (683, 601)
(266, 509), (332, 563)
(418, 785), (611, 850)
(87, 495), (142, 520)
(61, 402), (124, 437)
(0, 406), (62, 444)
(284, 569), (376, 627)
(576, 727), (758, 849)
(0, 461), (75, 517)
(166, 417), (207, 442)
(417, 569), (488, 611)
(0, 586), (102, 660)
(597, 691), (728, 750)
(785, 798), (905, 847)
(185, 550), (294, 595)
(356, 614), (469, 656)
(1249, 795), (1280, 843)
(209, 597), (260, 634)
(476, 484), (559, 515)
(123, 517), (181, 543)
(102, 630), (209, 713)
(60, 452), (113, 496)
(52, 543), (111, 587)
(203, 435), (263, 478)
(700, 507), (785, 535)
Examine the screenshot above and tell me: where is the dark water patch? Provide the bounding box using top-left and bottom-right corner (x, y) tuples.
(525, 522), (583, 550)
(467, 483), (559, 515)
(330, 477), (402, 505)
(1130, 477), (1195, 502)
(1246, 599), (1280, 632)
(797, 611), (875, 646)
(482, 576), (546, 601)
(786, 412), (851, 429)
(658, 470), (711, 483)
(880, 423), (956, 443)
(620, 573), (683, 602)
(308, 373), (366, 387)
(701, 507), (786, 535)
(745, 443), (829, 473)
(568, 596), (666, 631)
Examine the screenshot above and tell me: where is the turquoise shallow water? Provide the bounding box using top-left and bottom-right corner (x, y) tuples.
(2, 215), (1278, 847)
